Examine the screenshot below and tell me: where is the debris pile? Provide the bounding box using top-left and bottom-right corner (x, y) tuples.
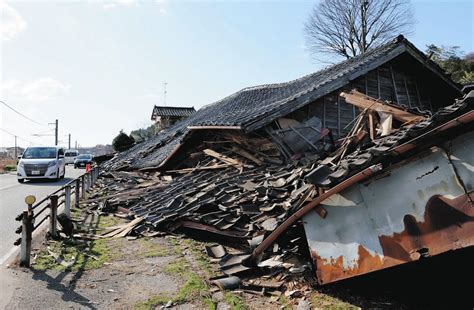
(87, 90), (472, 292)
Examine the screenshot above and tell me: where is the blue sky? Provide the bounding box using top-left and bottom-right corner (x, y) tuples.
(1, 0), (473, 147)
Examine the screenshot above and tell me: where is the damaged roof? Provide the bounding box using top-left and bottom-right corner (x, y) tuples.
(95, 92), (473, 286)
(106, 35), (461, 171)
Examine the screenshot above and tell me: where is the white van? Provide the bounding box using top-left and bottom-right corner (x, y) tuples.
(64, 150), (79, 165)
(17, 146), (66, 183)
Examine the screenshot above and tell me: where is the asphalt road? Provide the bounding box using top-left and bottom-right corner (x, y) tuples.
(0, 166), (84, 265)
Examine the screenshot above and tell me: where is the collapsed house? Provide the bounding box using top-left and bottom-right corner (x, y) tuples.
(98, 35), (473, 287)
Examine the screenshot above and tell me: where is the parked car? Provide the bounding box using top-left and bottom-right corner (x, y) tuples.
(64, 150), (79, 165)
(17, 146), (66, 183)
(74, 154), (93, 168)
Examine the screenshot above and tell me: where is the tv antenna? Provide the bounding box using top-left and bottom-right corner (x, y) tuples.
(163, 82), (168, 106)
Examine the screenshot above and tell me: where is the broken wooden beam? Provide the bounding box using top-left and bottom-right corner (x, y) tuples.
(167, 164), (231, 174)
(340, 90), (427, 123)
(203, 148), (252, 169)
(229, 146), (263, 165)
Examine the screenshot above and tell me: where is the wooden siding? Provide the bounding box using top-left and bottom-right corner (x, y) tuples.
(284, 54), (455, 138)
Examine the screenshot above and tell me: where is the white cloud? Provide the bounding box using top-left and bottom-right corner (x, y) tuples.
(99, 0), (137, 9)
(159, 7), (167, 15)
(2, 78), (70, 102)
(0, 1), (27, 41)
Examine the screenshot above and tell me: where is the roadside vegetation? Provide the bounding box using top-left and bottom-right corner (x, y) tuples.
(29, 206), (355, 309)
(0, 159), (17, 173)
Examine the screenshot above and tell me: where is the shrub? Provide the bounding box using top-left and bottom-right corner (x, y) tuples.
(112, 130), (135, 152)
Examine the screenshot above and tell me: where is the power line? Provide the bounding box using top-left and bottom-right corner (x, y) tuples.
(0, 127), (36, 145)
(0, 99), (48, 127)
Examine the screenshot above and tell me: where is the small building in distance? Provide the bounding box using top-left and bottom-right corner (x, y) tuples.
(151, 106), (196, 131)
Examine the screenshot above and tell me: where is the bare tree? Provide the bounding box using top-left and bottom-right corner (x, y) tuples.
(304, 0), (414, 60)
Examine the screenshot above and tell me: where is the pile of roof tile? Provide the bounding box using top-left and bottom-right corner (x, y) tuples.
(92, 90), (473, 293)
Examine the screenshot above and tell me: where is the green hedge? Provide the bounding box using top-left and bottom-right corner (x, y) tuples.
(3, 164), (16, 172)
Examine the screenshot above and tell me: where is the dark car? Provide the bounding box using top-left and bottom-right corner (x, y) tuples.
(74, 154), (93, 168)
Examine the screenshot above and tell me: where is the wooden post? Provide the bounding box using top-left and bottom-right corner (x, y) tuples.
(94, 167), (99, 184)
(19, 210), (33, 267)
(81, 175), (85, 199)
(75, 178), (80, 208)
(64, 185), (71, 218)
(49, 195), (58, 238)
(91, 167), (96, 184)
(86, 172), (91, 191)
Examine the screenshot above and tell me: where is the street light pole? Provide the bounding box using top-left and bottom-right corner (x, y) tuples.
(68, 133), (71, 149)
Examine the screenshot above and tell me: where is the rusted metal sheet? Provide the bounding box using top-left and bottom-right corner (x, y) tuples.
(302, 131), (474, 284)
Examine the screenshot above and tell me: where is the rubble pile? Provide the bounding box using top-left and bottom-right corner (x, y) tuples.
(88, 90), (473, 292)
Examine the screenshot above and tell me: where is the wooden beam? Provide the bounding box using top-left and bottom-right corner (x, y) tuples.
(340, 90), (426, 123)
(203, 149), (250, 168)
(403, 75), (412, 108)
(230, 146), (263, 165)
(368, 112), (375, 141)
(389, 65), (400, 104)
(167, 164), (231, 174)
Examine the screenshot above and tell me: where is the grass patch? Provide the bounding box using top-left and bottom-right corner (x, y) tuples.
(134, 294), (170, 310)
(202, 297), (217, 310)
(175, 272), (208, 303)
(182, 238), (217, 277)
(134, 272), (210, 309)
(136, 241), (212, 310)
(224, 292), (247, 310)
(278, 295), (292, 310)
(32, 238), (111, 272)
(32, 214), (124, 272)
(98, 215), (121, 230)
(164, 258), (189, 276)
(310, 291), (358, 309)
(138, 238), (170, 258)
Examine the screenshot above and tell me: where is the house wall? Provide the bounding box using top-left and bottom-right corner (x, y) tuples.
(284, 54), (459, 138)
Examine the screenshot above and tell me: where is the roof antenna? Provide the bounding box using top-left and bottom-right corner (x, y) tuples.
(163, 82), (168, 106)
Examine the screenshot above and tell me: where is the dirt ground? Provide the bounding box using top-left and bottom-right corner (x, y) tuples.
(5, 208), (474, 309)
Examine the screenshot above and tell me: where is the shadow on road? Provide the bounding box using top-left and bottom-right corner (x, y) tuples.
(28, 209), (100, 309)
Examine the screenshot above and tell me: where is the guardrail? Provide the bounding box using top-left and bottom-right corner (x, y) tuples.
(14, 166), (100, 267)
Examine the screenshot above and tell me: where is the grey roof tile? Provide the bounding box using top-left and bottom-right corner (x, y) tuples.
(105, 36), (456, 170)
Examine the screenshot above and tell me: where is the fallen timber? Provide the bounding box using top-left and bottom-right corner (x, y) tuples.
(88, 91), (473, 291)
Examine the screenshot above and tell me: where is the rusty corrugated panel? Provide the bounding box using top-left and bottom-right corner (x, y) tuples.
(303, 131), (474, 284)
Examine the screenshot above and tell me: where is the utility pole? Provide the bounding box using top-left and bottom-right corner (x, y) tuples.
(54, 119), (58, 146)
(68, 134), (71, 149)
(14, 135), (17, 161)
(75, 141), (78, 149)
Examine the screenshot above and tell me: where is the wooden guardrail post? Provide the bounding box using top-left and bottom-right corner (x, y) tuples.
(19, 210), (33, 267)
(81, 175), (86, 199)
(64, 185), (71, 218)
(49, 195), (58, 238)
(19, 196), (35, 267)
(75, 178), (80, 208)
(87, 172), (92, 191)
